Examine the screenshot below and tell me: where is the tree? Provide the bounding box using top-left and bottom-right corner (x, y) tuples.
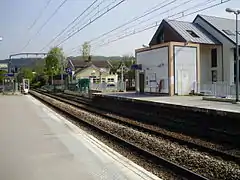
(108, 60), (121, 74)
(44, 47), (65, 77)
(0, 70), (7, 83)
(31, 61), (48, 87)
(17, 68), (34, 82)
(120, 55), (136, 89)
(81, 42), (91, 62)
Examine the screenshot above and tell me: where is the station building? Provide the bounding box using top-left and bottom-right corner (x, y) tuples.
(135, 14), (240, 96)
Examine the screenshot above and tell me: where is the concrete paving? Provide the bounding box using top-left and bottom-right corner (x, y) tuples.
(99, 92), (240, 113)
(0, 95), (161, 180)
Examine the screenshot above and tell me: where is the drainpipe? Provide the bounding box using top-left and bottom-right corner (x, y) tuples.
(221, 46), (224, 82)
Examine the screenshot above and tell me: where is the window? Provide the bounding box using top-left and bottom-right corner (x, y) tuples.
(211, 48), (217, 67)
(212, 70), (217, 82)
(107, 78), (114, 82)
(186, 30), (199, 38)
(93, 78), (100, 83)
(222, 29), (235, 36)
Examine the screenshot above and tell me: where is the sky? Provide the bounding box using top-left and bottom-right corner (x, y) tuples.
(0, 0), (239, 60)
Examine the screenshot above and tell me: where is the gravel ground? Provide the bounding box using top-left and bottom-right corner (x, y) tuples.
(33, 92), (240, 180)
(60, 93), (240, 157)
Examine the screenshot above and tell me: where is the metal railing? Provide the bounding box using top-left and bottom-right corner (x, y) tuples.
(90, 82), (126, 92)
(197, 82), (239, 98)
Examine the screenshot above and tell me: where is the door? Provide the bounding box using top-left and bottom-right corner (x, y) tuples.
(177, 70), (190, 95)
(174, 46), (197, 95)
(139, 73), (145, 93)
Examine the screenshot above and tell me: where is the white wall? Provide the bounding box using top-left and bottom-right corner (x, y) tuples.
(75, 66), (118, 83)
(195, 17), (234, 84)
(136, 47), (169, 93)
(174, 46), (197, 95)
(104, 74), (118, 83)
(224, 46), (235, 84)
(200, 46), (211, 84)
(200, 45), (223, 85)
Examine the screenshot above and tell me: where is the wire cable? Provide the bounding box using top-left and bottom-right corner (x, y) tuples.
(28, 0), (53, 31)
(90, 0), (195, 47)
(21, 0), (69, 52)
(88, 0), (177, 43)
(55, 0), (126, 47)
(65, 0), (114, 36)
(40, 0), (100, 51)
(68, 0), (180, 53)
(92, 0), (230, 50)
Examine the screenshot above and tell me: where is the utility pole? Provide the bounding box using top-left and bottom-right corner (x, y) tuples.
(121, 63), (124, 83)
(226, 8), (240, 102)
(61, 56), (64, 86)
(51, 67), (54, 85)
(236, 13), (239, 102)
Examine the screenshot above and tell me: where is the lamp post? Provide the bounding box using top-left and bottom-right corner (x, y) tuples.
(226, 8), (240, 102)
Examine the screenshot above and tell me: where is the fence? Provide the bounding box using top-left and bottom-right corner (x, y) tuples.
(197, 81), (239, 98)
(90, 82), (126, 92)
(1, 78), (15, 93)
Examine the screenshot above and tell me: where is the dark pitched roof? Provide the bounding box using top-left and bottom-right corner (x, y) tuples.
(67, 59), (110, 69)
(195, 14), (240, 45)
(166, 19), (220, 44)
(149, 19), (219, 45)
(74, 64), (110, 75)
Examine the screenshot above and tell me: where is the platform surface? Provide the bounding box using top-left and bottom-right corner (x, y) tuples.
(0, 95), (160, 180)
(96, 92), (240, 113)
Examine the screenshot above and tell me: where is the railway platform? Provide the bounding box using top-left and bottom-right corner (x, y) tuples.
(92, 92), (240, 147)
(93, 92), (240, 115)
(0, 95), (160, 180)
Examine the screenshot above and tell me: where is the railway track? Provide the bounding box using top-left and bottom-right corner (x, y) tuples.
(36, 90), (240, 164)
(31, 90), (211, 180)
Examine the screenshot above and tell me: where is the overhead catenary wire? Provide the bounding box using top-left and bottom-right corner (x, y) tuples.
(67, 0), (181, 53)
(55, 0), (126, 47)
(21, 0), (69, 52)
(40, 0), (102, 52)
(90, 0), (230, 51)
(41, 0), (115, 51)
(90, 0), (214, 47)
(28, 0), (53, 31)
(89, 0), (195, 47)
(88, 0), (177, 44)
(65, 0), (115, 36)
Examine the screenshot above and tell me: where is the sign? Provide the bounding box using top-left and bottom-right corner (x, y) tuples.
(4, 73), (14, 77)
(131, 64), (142, 70)
(65, 67), (71, 73)
(65, 67), (73, 75)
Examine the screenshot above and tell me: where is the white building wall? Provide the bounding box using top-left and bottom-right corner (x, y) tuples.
(200, 46), (211, 84)
(194, 17), (234, 84)
(136, 47), (169, 93)
(224, 46), (235, 84)
(200, 45), (223, 85)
